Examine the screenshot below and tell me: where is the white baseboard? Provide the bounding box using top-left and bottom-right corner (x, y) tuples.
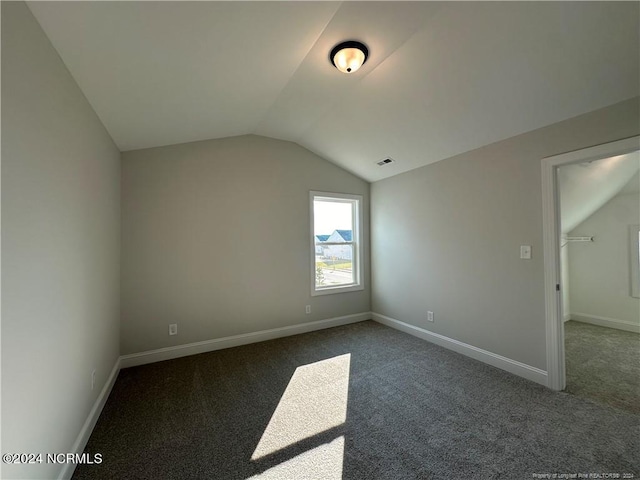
(563, 313), (572, 322)
(570, 312), (640, 333)
(120, 312), (371, 369)
(58, 357), (121, 480)
(371, 312), (548, 387)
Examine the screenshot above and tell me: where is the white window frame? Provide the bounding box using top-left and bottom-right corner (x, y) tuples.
(310, 191), (364, 296)
(630, 225), (640, 299)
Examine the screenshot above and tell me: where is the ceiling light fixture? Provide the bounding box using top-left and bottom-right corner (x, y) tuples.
(330, 41), (369, 74)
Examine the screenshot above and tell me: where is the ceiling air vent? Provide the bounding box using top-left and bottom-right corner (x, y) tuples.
(376, 158), (395, 166)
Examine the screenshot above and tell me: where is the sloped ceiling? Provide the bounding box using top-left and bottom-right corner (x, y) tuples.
(559, 151), (640, 234)
(27, 1), (640, 182)
(619, 170), (640, 196)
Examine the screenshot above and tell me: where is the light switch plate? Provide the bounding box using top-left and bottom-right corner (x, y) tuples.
(520, 245), (532, 259)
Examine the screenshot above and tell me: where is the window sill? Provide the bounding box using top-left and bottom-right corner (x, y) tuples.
(311, 284), (364, 296)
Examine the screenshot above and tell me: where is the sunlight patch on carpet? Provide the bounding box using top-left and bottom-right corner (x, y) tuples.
(251, 354), (350, 460)
(248, 436), (345, 480)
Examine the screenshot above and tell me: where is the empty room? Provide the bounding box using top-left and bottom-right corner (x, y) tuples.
(2, 2), (639, 479)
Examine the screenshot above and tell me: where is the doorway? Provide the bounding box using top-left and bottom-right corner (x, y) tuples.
(541, 136), (640, 392)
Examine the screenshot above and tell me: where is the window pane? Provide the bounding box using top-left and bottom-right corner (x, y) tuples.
(315, 245), (354, 288)
(314, 200), (352, 238)
(314, 198), (355, 289)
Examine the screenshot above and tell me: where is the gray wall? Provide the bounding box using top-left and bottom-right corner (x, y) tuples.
(569, 192), (640, 327)
(121, 135), (369, 355)
(371, 97), (639, 370)
(1, 3), (121, 479)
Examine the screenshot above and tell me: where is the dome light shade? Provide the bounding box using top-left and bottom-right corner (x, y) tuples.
(330, 41), (369, 74)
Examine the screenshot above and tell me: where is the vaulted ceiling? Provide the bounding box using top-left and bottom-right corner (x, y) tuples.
(27, 1), (640, 182)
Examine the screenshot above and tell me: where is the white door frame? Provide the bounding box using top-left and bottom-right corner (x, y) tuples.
(542, 135), (640, 391)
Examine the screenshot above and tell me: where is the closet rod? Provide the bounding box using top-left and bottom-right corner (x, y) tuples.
(565, 236), (594, 242)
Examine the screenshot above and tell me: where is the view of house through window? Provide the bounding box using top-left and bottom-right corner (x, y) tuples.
(311, 192), (362, 295)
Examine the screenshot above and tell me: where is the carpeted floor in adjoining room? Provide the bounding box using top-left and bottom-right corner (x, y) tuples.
(564, 320), (640, 414)
(73, 321), (639, 480)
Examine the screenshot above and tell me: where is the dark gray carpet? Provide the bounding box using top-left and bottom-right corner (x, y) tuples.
(565, 320), (640, 414)
(73, 321), (639, 479)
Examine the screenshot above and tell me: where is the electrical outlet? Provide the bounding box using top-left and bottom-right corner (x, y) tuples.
(305, 305), (311, 314)
(427, 311), (434, 322)
(169, 324), (178, 336)
(91, 369), (96, 390)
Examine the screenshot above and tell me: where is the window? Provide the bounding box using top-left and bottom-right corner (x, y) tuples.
(310, 191), (363, 295)
(630, 225), (640, 299)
